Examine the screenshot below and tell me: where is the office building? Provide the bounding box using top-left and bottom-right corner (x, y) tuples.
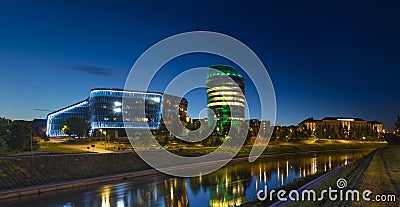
(46, 88), (188, 137)
(299, 117), (383, 136)
(206, 65), (245, 135)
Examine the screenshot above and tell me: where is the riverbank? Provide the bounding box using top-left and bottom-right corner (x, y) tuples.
(244, 145), (399, 207)
(289, 146), (399, 206)
(0, 141), (385, 199)
(169, 140), (386, 157)
(243, 148), (378, 207)
(352, 145), (399, 206)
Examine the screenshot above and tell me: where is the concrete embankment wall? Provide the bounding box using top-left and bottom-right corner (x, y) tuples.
(0, 152), (151, 194)
(0, 169), (159, 199)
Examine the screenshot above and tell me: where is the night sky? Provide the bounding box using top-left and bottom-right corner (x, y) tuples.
(0, 1), (399, 130)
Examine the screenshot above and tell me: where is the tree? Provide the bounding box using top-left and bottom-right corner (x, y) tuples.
(8, 121), (37, 151)
(153, 125), (169, 146)
(62, 117), (90, 138)
(395, 116), (400, 134)
(0, 118), (40, 153)
(0, 118), (11, 154)
(354, 126), (363, 140)
(315, 127), (324, 139)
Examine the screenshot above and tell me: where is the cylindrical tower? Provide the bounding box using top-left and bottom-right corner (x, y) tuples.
(206, 65), (245, 135)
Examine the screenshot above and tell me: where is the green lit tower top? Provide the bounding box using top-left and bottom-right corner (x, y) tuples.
(206, 65), (245, 135)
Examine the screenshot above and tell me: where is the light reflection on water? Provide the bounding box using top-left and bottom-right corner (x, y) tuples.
(2, 150), (370, 207)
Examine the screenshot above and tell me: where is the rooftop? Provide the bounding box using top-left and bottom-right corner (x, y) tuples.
(207, 65), (243, 78)
(300, 117), (382, 124)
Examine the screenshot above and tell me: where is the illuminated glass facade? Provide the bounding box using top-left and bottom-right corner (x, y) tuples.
(46, 101), (89, 136)
(206, 65), (245, 133)
(46, 89), (187, 137)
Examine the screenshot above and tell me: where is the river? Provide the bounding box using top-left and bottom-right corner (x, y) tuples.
(1, 149), (372, 207)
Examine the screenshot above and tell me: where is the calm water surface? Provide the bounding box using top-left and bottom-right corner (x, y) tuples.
(2, 149), (372, 207)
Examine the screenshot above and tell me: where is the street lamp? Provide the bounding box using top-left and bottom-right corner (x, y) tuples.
(100, 129), (107, 150)
(31, 127), (33, 158)
(99, 129), (103, 141)
(104, 130), (107, 150)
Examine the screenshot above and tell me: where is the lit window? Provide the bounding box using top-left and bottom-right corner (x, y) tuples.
(153, 97), (161, 103)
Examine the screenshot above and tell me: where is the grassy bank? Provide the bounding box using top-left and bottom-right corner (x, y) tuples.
(0, 141), (386, 191)
(37, 141), (88, 153)
(290, 148), (378, 206)
(352, 146), (399, 207)
(169, 140), (386, 157)
(288, 145), (399, 206)
(37, 140), (131, 153)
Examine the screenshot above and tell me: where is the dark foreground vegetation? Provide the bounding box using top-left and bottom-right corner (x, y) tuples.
(0, 118), (40, 154)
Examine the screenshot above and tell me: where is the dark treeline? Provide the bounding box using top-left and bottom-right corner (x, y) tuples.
(0, 117), (39, 154)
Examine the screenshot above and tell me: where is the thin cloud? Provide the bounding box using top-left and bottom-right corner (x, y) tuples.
(68, 65), (113, 76)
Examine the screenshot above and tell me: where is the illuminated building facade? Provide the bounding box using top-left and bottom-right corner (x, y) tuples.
(299, 117), (383, 136)
(249, 119), (271, 136)
(46, 101), (89, 137)
(206, 65), (245, 134)
(46, 88), (188, 137)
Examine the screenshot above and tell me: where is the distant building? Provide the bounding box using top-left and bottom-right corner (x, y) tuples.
(249, 119), (261, 133)
(206, 65), (245, 135)
(46, 88), (188, 137)
(299, 117), (383, 136)
(248, 119), (271, 138)
(192, 118), (208, 128)
(260, 120), (271, 134)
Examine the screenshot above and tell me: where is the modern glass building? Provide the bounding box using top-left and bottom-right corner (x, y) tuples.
(46, 101), (90, 137)
(206, 65), (245, 134)
(46, 88), (188, 137)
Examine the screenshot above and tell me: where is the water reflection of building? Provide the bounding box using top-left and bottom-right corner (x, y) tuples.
(163, 178), (190, 207)
(12, 151), (370, 207)
(90, 152), (367, 207)
(209, 153), (363, 207)
(188, 166), (251, 207)
(207, 171), (247, 207)
(97, 178), (190, 207)
(101, 186), (111, 207)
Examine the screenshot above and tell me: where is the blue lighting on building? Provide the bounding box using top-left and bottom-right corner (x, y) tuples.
(46, 88), (186, 137)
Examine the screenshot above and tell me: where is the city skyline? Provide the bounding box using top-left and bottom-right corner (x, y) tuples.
(1, 1), (400, 130)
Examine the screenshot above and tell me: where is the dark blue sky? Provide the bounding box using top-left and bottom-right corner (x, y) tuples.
(0, 0), (399, 129)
